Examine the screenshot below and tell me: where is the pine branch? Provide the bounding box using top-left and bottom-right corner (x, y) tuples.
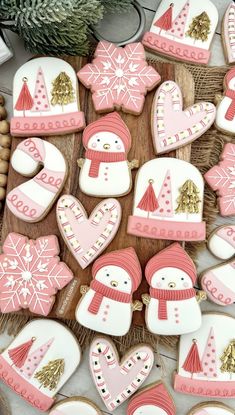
(101, 0), (133, 13)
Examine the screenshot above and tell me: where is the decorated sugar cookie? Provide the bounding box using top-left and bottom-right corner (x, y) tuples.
(188, 402), (235, 415)
(222, 2), (235, 65)
(204, 143), (235, 216)
(127, 381), (176, 415)
(208, 225), (235, 260)
(152, 81), (216, 154)
(142, 0), (218, 65)
(0, 319), (81, 411)
(127, 158), (206, 241)
(77, 41), (161, 115)
(11, 57), (85, 136)
(49, 397), (102, 415)
(200, 260), (235, 307)
(143, 243), (204, 335)
(174, 312), (235, 398)
(0, 232), (73, 315)
(57, 195), (121, 269)
(89, 336), (154, 411)
(76, 247), (142, 336)
(7, 137), (67, 222)
(77, 113), (138, 196)
(215, 68), (235, 135)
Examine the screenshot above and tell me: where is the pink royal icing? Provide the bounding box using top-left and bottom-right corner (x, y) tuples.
(201, 269), (235, 306)
(217, 225), (235, 248)
(174, 372), (235, 398)
(0, 233), (73, 315)
(77, 41), (161, 115)
(223, 2), (235, 64)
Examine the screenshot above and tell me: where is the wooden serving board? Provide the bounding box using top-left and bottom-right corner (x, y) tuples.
(1, 57), (194, 324)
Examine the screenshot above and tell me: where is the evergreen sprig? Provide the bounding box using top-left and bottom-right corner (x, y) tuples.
(0, 0), (133, 55)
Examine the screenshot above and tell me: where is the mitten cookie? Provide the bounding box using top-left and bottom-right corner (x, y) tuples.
(76, 247), (142, 336)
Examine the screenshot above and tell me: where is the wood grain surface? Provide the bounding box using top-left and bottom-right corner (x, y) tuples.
(1, 57), (194, 323)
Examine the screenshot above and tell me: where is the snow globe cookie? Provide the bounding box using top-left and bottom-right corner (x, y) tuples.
(77, 112), (138, 197)
(89, 336), (154, 411)
(76, 247), (142, 336)
(127, 381), (176, 415)
(208, 225), (235, 260)
(11, 57), (85, 137)
(6, 137), (67, 222)
(174, 312), (235, 398)
(204, 143), (235, 216)
(215, 68), (235, 135)
(57, 195), (121, 269)
(127, 158), (206, 241)
(188, 402), (235, 415)
(143, 243), (204, 335)
(142, 0), (218, 65)
(77, 41), (161, 115)
(0, 232), (73, 315)
(152, 81), (216, 154)
(200, 261), (235, 307)
(0, 319), (81, 411)
(49, 397), (102, 415)
(222, 2), (235, 65)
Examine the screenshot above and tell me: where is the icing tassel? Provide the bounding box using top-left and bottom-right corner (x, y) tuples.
(182, 339), (203, 379)
(137, 179), (159, 218)
(14, 77), (34, 116)
(8, 337), (36, 368)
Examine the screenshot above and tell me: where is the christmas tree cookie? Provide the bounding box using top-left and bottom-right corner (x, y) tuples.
(127, 157), (206, 241)
(0, 319), (81, 411)
(152, 81), (216, 154)
(77, 112), (139, 197)
(77, 41), (161, 115)
(174, 312), (235, 398)
(11, 57), (85, 136)
(143, 243), (205, 335)
(142, 0), (218, 65)
(188, 402), (235, 415)
(76, 247), (142, 336)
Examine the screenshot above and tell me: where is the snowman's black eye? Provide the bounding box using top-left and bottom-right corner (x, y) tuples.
(181, 278), (184, 280)
(115, 140), (118, 143)
(106, 273), (110, 277)
(161, 277), (165, 280)
(97, 139), (100, 142)
(124, 281), (127, 284)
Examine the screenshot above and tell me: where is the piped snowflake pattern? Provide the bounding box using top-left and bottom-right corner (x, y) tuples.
(77, 41), (161, 114)
(205, 143), (235, 216)
(0, 233), (73, 315)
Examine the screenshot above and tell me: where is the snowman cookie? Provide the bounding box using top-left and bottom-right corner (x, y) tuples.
(127, 381), (176, 415)
(76, 247), (142, 336)
(222, 2), (235, 65)
(215, 68), (235, 135)
(208, 225), (235, 260)
(200, 260), (235, 307)
(89, 336), (154, 411)
(49, 397), (102, 415)
(143, 243), (205, 335)
(77, 113), (138, 197)
(188, 402), (235, 415)
(0, 319), (81, 412)
(77, 41), (161, 115)
(142, 0), (218, 65)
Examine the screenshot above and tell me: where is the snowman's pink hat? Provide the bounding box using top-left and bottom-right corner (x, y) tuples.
(145, 243), (197, 285)
(82, 112), (131, 151)
(92, 247), (142, 292)
(127, 382), (176, 415)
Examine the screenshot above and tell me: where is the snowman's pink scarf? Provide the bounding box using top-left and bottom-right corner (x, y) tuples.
(150, 288), (196, 320)
(85, 149), (126, 178)
(88, 280), (132, 314)
(225, 89), (235, 120)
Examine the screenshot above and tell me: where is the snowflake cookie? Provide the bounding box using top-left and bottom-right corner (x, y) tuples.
(77, 41), (161, 115)
(0, 232), (73, 315)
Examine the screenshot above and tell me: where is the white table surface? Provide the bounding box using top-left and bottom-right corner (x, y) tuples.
(0, 1), (234, 414)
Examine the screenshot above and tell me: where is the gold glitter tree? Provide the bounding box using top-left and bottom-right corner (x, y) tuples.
(186, 12), (211, 42)
(34, 359), (64, 390)
(220, 340), (235, 380)
(51, 72), (75, 110)
(175, 179), (201, 215)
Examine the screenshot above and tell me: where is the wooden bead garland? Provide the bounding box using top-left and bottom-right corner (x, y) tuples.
(0, 95), (12, 208)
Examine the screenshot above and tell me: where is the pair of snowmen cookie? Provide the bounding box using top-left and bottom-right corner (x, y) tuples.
(76, 243), (205, 337)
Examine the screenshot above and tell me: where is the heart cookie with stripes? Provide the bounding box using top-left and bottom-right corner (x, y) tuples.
(152, 81), (216, 154)
(56, 195), (121, 269)
(89, 337), (154, 411)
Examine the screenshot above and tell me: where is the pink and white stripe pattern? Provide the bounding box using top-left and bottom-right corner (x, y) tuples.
(224, 3), (235, 63)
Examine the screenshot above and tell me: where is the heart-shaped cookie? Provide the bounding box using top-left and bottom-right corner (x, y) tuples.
(56, 196), (121, 269)
(89, 337), (154, 411)
(152, 81), (216, 154)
